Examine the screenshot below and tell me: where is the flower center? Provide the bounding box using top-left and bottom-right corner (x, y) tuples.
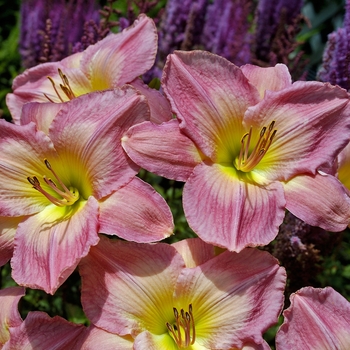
(234, 120), (277, 172)
(44, 68), (76, 103)
(166, 304), (196, 348)
(27, 159), (79, 207)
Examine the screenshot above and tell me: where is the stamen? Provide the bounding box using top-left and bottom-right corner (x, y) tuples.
(27, 159), (79, 207)
(235, 121), (277, 173)
(166, 304), (196, 348)
(44, 68), (76, 103)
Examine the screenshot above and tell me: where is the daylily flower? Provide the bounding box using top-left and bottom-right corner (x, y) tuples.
(0, 87), (173, 294)
(7, 14), (172, 125)
(79, 236), (286, 349)
(122, 50), (350, 252)
(276, 286), (350, 350)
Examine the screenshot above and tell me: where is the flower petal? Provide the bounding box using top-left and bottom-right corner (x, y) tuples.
(80, 14), (157, 90)
(11, 196), (99, 294)
(3, 312), (87, 350)
(20, 101), (64, 135)
(6, 62), (69, 123)
(171, 238), (217, 268)
(0, 121), (58, 216)
(80, 326), (133, 350)
(283, 172), (350, 231)
(80, 236), (185, 336)
(276, 287), (350, 350)
(122, 120), (201, 181)
(183, 162), (286, 251)
(99, 177), (174, 242)
(130, 78), (173, 124)
(162, 50), (260, 160)
(0, 217), (24, 266)
(0, 286), (24, 347)
(241, 64), (292, 99)
(49, 88), (149, 199)
(244, 81), (350, 181)
(173, 248), (286, 349)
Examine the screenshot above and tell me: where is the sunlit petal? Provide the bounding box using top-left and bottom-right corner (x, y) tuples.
(183, 162), (286, 252)
(99, 177), (174, 242)
(80, 14), (157, 90)
(122, 120), (202, 181)
(284, 172), (350, 231)
(11, 196), (99, 294)
(276, 287), (350, 350)
(241, 64), (292, 98)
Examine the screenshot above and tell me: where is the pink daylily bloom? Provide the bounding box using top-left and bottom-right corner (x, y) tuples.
(79, 236), (286, 349)
(276, 287), (350, 350)
(6, 14), (172, 125)
(0, 88), (173, 294)
(0, 287), (24, 347)
(122, 50), (350, 251)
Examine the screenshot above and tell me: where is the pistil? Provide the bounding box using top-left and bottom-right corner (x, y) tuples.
(235, 121), (277, 172)
(44, 68), (76, 103)
(166, 304), (196, 348)
(27, 159), (79, 207)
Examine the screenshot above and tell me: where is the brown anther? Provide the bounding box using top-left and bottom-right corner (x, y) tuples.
(166, 304), (196, 348)
(235, 121), (277, 172)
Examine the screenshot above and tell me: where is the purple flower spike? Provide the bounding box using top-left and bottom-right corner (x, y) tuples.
(318, 0), (350, 90)
(255, 0), (303, 62)
(19, 0), (101, 68)
(202, 0), (253, 66)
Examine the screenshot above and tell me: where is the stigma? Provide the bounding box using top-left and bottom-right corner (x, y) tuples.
(166, 304), (196, 348)
(234, 120), (277, 172)
(27, 159), (79, 207)
(44, 68), (76, 103)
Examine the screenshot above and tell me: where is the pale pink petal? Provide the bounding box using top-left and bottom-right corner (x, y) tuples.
(122, 120), (201, 181)
(183, 162), (286, 252)
(3, 312), (87, 350)
(0, 217), (24, 266)
(6, 62), (68, 122)
(80, 15), (157, 90)
(99, 177), (174, 242)
(283, 172), (350, 231)
(11, 196), (99, 294)
(172, 237), (217, 268)
(0, 286), (24, 347)
(173, 248), (286, 349)
(80, 236), (185, 336)
(244, 82), (350, 181)
(130, 78), (173, 124)
(241, 64), (292, 99)
(0, 121), (58, 216)
(276, 287), (350, 350)
(337, 141), (350, 191)
(20, 101), (64, 134)
(80, 326), (133, 350)
(162, 50), (260, 160)
(49, 88), (149, 199)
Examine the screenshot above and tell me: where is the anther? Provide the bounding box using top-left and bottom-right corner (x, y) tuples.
(234, 121), (277, 172)
(27, 159), (79, 207)
(166, 304), (196, 348)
